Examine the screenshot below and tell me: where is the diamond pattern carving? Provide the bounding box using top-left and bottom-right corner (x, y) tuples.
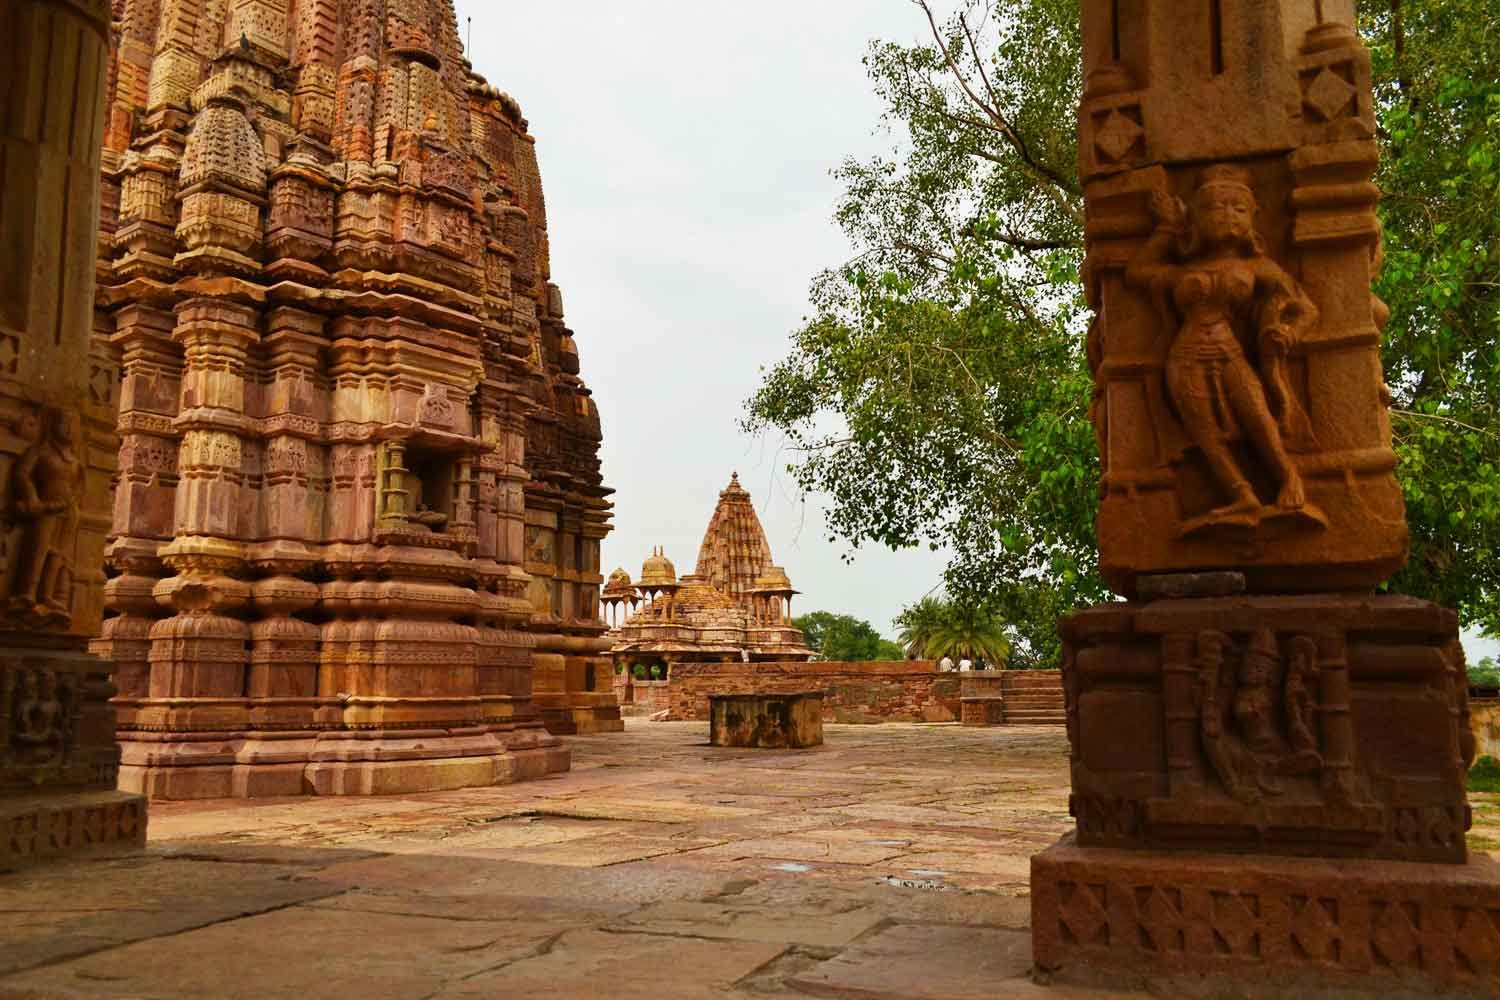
(1303, 67), (1356, 122)
(1289, 897), (1340, 963)
(1136, 887), (1186, 953)
(1455, 908), (1500, 976)
(1058, 882), (1109, 947)
(1371, 901), (1421, 968)
(1210, 892), (1260, 957)
(1094, 109), (1144, 163)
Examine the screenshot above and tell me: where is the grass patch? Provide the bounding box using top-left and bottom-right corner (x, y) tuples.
(1469, 834), (1500, 853)
(1469, 756), (1500, 793)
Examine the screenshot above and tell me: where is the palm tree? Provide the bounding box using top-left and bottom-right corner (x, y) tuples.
(895, 595), (950, 658)
(895, 595), (1010, 667)
(929, 603), (1010, 668)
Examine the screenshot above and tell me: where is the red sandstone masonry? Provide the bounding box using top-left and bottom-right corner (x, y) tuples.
(667, 661), (960, 723)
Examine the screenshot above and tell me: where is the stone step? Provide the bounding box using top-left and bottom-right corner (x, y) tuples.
(1003, 711), (1066, 724)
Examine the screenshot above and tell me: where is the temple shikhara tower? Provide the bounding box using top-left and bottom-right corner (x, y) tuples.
(1034, 1), (1500, 995)
(605, 473), (813, 677)
(90, 0), (618, 798)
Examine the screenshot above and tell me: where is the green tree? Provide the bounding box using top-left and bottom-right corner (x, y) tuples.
(894, 595), (1011, 668)
(892, 596), (950, 659)
(1361, 0), (1500, 623)
(746, 0), (1500, 663)
(792, 611), (904, 661)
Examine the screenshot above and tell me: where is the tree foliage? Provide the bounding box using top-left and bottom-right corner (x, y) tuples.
(792, 611), (905, 661)
(1362, 0), (1500, 624)
(746, 0), (1500, 662)
(894, 594), (1011, 667)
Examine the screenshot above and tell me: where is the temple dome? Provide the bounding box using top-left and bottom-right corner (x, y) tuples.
(603, 567), (635, 599)
(752, 566), (795, 593)
(639, 548), (678, 589)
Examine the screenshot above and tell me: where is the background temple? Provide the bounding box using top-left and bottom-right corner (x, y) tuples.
(88, 0), (618, 798)
(605, 473), (813, 706)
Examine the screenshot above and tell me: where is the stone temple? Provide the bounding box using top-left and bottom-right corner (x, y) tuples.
(604, 473), (814, 675)
(88, 0), (619, 799)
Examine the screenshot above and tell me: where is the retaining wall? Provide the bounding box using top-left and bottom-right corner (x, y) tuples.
(667, 661), (959, 723)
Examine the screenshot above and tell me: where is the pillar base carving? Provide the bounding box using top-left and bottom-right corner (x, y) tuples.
(1060, 594), (1472, 865)
(1032, 836), (1500, 998)
(0, 638), (148, 867)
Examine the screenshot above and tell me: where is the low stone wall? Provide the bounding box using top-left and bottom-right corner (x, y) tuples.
(1473, 698), (1500, 760)
(667, 661), (958, 724)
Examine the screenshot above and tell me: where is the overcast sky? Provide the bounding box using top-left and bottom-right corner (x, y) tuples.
(456, 1), (949, 639)
(454, 2), (1500, 660)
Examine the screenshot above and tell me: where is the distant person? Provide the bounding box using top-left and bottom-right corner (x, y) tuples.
(959, 657), (974, 673)
(939, 655), (955, 673)
(740, 648), (750, 663)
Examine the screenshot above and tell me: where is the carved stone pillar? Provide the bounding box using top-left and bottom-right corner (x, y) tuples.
(0, 0), (147, 866)
(1034, 3), (1500, 994)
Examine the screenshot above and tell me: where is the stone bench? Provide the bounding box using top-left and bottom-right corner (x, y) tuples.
(709, 692), (824, 749)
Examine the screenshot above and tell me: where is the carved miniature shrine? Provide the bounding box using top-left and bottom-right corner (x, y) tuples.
(88, 0), (617, 798)
(1033, 1), (1499, 994)
(605, 474), (813, 690)
(0, 0), (148, 866)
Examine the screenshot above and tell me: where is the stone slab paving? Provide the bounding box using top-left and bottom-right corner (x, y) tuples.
(2, 720), (1496, 998)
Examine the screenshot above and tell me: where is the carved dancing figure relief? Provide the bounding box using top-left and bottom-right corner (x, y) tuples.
(1126, 165), (1325, 539)
(1196, 629), (1327, 806)
(6, 407), (86, 627)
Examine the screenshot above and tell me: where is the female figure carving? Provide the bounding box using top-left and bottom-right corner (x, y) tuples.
(7, 407), (85, 623)
(1127, 165), (1323, 535)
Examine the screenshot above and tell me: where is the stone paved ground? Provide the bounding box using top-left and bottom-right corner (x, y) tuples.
(3, 721), (1497, 1000)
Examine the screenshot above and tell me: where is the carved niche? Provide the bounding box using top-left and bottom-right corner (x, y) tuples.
(0, 666), (83, 783)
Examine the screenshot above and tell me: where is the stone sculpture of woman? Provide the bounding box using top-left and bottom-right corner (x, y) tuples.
(7, 407), (85, 624)
(1127, 165), (1324, 536)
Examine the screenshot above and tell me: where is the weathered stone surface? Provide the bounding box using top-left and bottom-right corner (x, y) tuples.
(0, 790), (146, 871)
(0, 851), (349, 976)
(26, 721), (1469, 998)
(1062, 594), (1471, 864)
(789, 923), (1080, 1000)
(671, 660), (960, 723)
(710, 693), (824, 749)
(1044, 4), (1499, 997)
(1137, 571), (1246, 601)
(1033, 837), (1500, 999)
(1080, 0), (1404, 596)
(0, 0), (148, 865)
(91, 0), (623, 797)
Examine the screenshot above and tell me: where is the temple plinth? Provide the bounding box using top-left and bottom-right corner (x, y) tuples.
(91, 0), (616, 798)
(1033, 2), (1498, 995)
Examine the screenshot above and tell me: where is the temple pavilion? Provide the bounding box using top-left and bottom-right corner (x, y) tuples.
(604, 474), (814, 678)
